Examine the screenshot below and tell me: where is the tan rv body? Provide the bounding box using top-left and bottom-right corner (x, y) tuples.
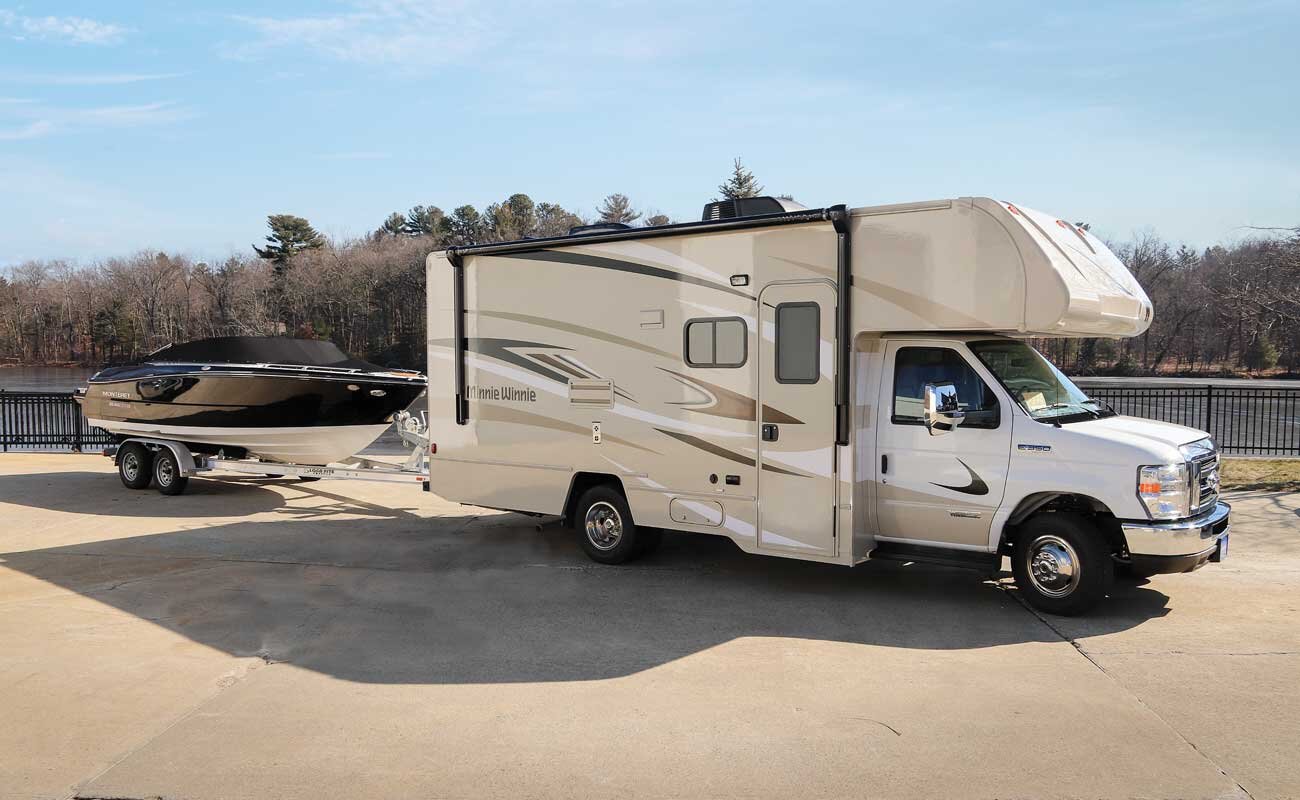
(425, 197), (1156, 566)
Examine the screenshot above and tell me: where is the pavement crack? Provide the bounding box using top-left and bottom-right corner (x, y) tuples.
(1005, 586), (1257, 800)
(847, 717), (902, 736)
(70, 652), (273, 798)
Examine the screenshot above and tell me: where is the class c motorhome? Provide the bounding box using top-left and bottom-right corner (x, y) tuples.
(425, 196), (1230, 615)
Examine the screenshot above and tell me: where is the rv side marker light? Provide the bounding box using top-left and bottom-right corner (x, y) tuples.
(730, 274), (750, 286)
(429, 442), (437, 454)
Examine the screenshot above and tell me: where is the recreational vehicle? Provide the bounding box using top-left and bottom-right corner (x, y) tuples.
(424, 196), (1230, 615)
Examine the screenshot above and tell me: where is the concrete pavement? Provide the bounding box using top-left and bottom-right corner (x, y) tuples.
(1, 454), (1296, 799)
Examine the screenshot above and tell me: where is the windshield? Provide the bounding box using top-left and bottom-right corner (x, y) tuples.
(967, 340), (1112, 423)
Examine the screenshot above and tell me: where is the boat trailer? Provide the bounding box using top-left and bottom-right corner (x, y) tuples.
(102, 411), (431, 496)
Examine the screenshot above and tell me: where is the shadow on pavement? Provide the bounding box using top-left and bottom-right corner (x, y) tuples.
(0, 504), (1172, 684)
(0, 470), (288, 517)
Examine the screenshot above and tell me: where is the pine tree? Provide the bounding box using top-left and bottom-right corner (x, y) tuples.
(449, 205), (485, 245)
(597, 193), (640, 225)
(716, 158), (763, 200)
(534, 202), (585, 237)
(378, 212), (406, 238)
(487, 193), (538, 241)
(404, 205), (449, 240)
(253, 214), (324, 269)
(1245, 336), (1279, 373)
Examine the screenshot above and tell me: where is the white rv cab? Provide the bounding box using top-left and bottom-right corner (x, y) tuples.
(425, 196), (1229, 615)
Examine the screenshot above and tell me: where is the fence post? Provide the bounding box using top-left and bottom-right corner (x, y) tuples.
(1, 390), (6, 453)
(73, 398), (83, 453)
(1204, 385), (1214, 440)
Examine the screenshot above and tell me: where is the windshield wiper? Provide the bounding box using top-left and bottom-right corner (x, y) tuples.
(1037, 403), (1103, 422)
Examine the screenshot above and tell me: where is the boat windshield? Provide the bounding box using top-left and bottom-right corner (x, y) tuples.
(967, 339), (1113, 424)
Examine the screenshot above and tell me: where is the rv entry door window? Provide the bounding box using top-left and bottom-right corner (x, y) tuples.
(684, 317), (747, 368)
(774, 303), (820, 384)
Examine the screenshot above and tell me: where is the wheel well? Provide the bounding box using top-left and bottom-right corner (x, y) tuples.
(562, 472), (627, 524)
(1000, 493), (1125, 556)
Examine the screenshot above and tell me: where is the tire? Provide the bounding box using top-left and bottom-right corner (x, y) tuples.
(1012, 513), (1113, 616)
(574, 485), (645, 564)
(117, 443), (153, 490)
(152, 447), (189, 496)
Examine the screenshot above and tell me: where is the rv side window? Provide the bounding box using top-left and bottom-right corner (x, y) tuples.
(891, 347), (1000, 428)
(775, 303), (820, 384)
(683, 317), (747, 368)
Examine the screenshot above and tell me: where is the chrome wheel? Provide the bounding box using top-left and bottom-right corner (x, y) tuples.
(1026, 534), (1081, 598)
(584, 501), (623, 551)
(122, 452), (141, 482)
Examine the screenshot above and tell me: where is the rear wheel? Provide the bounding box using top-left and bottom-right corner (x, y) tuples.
(152, 448), (189, 496)
(1012, 513), (1113, 616)
(117, 443), (152, 490)
(575, 486), (645, 564)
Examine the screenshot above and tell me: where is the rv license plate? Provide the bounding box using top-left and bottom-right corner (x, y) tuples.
(1217, 534), (1228, 561)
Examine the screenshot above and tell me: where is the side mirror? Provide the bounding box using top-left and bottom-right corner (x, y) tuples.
(924, 382), (965, 436)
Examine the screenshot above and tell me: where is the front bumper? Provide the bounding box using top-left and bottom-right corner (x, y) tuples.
(1120, 502), (1231, 574)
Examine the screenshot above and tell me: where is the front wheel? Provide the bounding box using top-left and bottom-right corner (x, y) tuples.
(1012, 514), (1113, 616)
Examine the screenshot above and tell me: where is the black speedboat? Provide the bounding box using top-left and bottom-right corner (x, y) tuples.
(77, 336), (426, 464)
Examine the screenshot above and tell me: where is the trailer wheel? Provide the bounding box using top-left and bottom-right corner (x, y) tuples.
(575, 485), (645, 564)
(152, 448), (189, 496)
(1012, 513), (1112, 616)
(117, 443), (153, 490)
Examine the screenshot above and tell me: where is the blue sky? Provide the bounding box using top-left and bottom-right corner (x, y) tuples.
(1, 1), (1297, 265)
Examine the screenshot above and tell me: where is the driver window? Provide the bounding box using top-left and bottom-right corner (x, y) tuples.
(892, 347), (1000, 428)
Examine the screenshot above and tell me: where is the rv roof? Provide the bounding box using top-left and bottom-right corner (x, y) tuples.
(442, 205), (846, 259)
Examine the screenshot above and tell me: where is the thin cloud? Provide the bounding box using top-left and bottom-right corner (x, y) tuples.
(0, 72), (185, 86)
(0, 10), (128, 45)
(224, 1), (488, 66)
(0, 120), (53, 140)
(0, 101), (196, 140)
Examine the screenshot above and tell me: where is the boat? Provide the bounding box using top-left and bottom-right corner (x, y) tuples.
(76, 336), (427, 465)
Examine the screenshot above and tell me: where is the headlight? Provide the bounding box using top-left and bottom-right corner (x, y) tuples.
(1137, 463), (1190, 519)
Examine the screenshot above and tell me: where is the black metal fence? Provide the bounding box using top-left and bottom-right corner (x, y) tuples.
(0, 391), (114, 452)
(2, 386), (1299, 457)
(1080, 384), (1300, 456)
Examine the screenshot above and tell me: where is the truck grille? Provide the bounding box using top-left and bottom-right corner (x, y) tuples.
(1192, 451), (1219, 513)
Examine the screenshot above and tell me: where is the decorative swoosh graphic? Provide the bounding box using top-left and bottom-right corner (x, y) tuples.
(658, 368), (802, 425)
(654, 428), (809, 477)
(500, 250), (753, 300)
(430, 337), (634, 402)
(930, 458), (989, 496)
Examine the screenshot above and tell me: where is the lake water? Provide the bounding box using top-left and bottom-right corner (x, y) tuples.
(0, 367), (96, 392)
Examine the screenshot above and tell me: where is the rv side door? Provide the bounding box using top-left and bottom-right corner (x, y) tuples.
(756, 281), (838, 556)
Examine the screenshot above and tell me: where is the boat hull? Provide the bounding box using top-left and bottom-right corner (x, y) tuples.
(85, 419), (394, 465)
(80, 366), (426, 464)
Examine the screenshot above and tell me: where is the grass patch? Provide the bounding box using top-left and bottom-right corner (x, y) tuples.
(1221, 458), (1300, 491)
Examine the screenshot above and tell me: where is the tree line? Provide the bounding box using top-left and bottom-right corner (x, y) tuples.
(2, 158), (1297, 377)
